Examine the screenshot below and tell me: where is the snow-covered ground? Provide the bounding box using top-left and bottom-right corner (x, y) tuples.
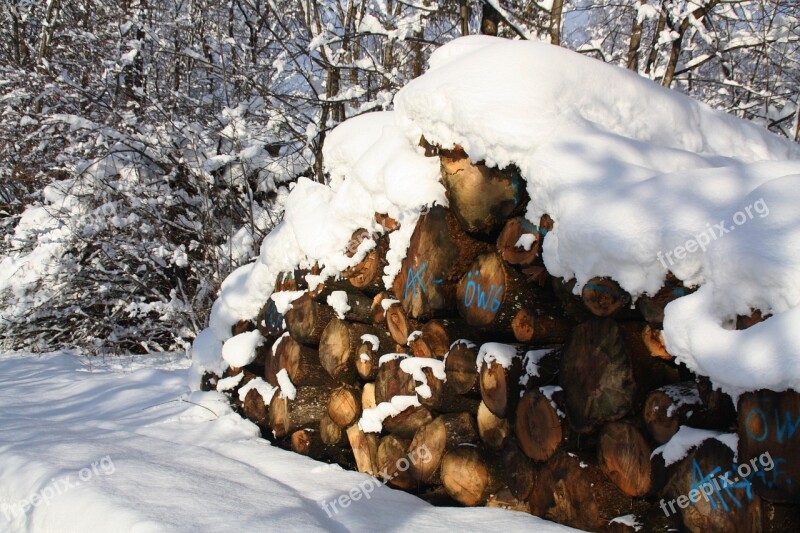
(0, 351), (576, 533)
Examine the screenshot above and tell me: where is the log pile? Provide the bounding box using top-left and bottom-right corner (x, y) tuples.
(206, 144), (799, 532)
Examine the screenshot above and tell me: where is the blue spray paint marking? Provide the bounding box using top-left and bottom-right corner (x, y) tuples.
(519, 219), (549, 236)
(745, 407), (800, 444)
(672, 287), (687, 296)
(690, 460), (753, 512)
(463, 270), (504, 314)
(584, 283), (625, 299)
(404, 263), (427, 299)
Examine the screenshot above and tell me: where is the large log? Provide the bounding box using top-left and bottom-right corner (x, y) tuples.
(344, 233), (389, 295)
(354, 328), (395, 381)
(441, 445), (505, 506)
(597, 421), (654, 497)
(408, 412), (479, 484)
(319, 318), (382, 383)
(319, 412), (346, 446)
(274, 336), (334, 386)
(738, 390), (800, 503)
(384, 302), (420, 346)
(511, 306), (572, 345)
(408, 319), (476, 359)
(643, 383), (703, 444)
(503, 438), (536, 500)
(374, 355), (415, 404)
(529, 451), (640, 531)
(443, 340), (480, 396)
(496, 215), (553, 266)
(284, 294), (337, 346)
(581, 276), (633, 318)
(327, 384), (362, 428)
(559, 319), (635, 433)
(662, 438), (762, 533)
(383, 405), (434, 440)
(457, 252), (555, 334)
(346, 424), (380, 475)
(268, 384), (333, 439)
(515, 388), (566, 462)
(478, 343), (525, 418)
(391, 206), (493, 320)
(477, 400), (511, 450)
(376, 435), (414, 489)
(439, 146), (525, 234)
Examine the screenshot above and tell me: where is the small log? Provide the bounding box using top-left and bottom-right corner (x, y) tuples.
(377, 435), (415, 489)
(284, 294), (337, 346)
(256, 298), (285, 338)
(409, 319), (476, 359)
(738, 390), (800, 503)
(231, 319), (255, 336)
(559, 319), (635, 433)
(515, 388), (565, 462)
(408, 412), (479, 484)
(519, 348), (562, 390)
(361, 382), (377, 410)
(617, 321), (682, 404)
(597, 421), (654, 497)
(636, 274), (693, 328)
(478, 343), (525, 418)
(374, 355), (415, 404)
(319, 413), (346, 446)
(477, 400), (511, 450)
(290, 428), (329, 458)
(355, 328), (394, 381)
(274, 336), (334, 386)
(511, 307), (573, 345)
(441, 445), (505, 506)
(370, 292), (392, 324)
(375, 212), (400, 232)
(529, 451), (639, 531)
(581, 276), (632, 318)
(383, 404), (434, 440)
(324, 288), (375, 324)
(485, 487), (532, 513)
(503, 438), (536, 500)
(391, 206), (493, 320)
(385, 302), (420, 346)
(443, 340), (480, 396)
(439, 147), (525, 234)
(663, 438), (762, 533)
(264, 336), (286, 386)
(551, 277), (593, 322)
(319, 318), (382, 383)
(418, 366), (480, 415)
(268, 384), (333, 439)
(496, 215), (552, 266)
(643, 383), (703, 444)
(643, 324), (672, 360)
(242, 387), (270, 429)
(457, 252), (555, 334)
(345, 233), (388, 295)
(346, 424), (380, 475)
(327, 384), (363, 428)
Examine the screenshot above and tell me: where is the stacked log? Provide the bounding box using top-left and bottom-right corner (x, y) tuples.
(206, 146), (797, 533)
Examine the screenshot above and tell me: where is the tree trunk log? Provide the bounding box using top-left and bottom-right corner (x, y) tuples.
(479, 343), (525, 418)
(441, 445), (505, 506)
(371, 292), (392, 324)
(385, 302), (420, 346)
(345, 233), (389, 295)
(496, 215), (552, 266)
(354, 328), (395, 381)
(559, 319), (636, 433)
(515, 388), (566, 462)
(503, 437), (536, 500)
(643, 383), (703, 444)
(636, 274), (693, 328)
(512, 307), (572, 345)
(409, 319), (476, 359)
(361, 382), (377, 410)
(327, 384), (362, 428)
(581, 276), (632, 318)
(269, 385), (333, 439)
(392, 206), (493, 320)
(444, 340), (480, 396)
(408, 412), (479, 484)
(597, 421), (654, 497)
(274, 336), (334, 386)
(439, 147), (525, 234)
(477, 400), (511, 450)
(320, 412), (346, 446)
(383, 404), (434, 440)
(374, 355), (416, 404)
(346, 424), (380, 475)
(284, 293), (337, 346)
(457, 252), (555, 334)
(377, 435), (415, 489)
(319, 318), (382, 383)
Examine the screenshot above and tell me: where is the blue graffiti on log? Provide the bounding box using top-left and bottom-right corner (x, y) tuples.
(745, 407), (800, 444)
(404, 263), (427, 299)
(690, 460), (754, 512)
(463, 270), (503, 314)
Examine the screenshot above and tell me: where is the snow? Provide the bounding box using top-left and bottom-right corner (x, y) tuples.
(215, 372), (244, 392)
(652, 426), (739, 466)
(360, 334), (380, 351)
(0, 351), (577, 532)
(221, 330), (264, 368)
(327, 290), (351, 319)
(237, 377), (277, 405)
(399, 357), (447, 399)
(539, 386), (566, 418)
(610, 514), (642, 531)
(659, 383), (702, 417)
(520, 348), (555, 387)
(380, 298), (399, 311)
(358, 395), (422, 434)
(477, 343), (522, 370)
(514, 233), (536, 251)
(270, 290), (306, 314)
(276, 369), (297, 401)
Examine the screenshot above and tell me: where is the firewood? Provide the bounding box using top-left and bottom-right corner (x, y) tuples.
(345, 233), (388, 295)
(409, 318), (476, 359)
(354, 328), (394, 381)
(391, 206), (493, 320)
(408, 412), (479, 484)
(290, 428), (330, 458)
(441, 445), (505, 506)
(374, 355), (416, 404)
(361, 382), (377, 410)
(375, 212), (400, 232)
(663, 438), (762, 533)
(502, 437), (535, 500)
(496, 214), (553, 266)
(581, 276), (632, 318)
(346, 424), (380, 475)
(385, 302), (420, 346)
(478, 343), (525, 418)
(642, 324), (672, 360)
(551, 277), (593, 322)
(477, 400), (510, 450)
(597, 421), (654, 497)
(511, 306), (573, 345)
(274, 336), (334, 386)
(319, 318), (382, 383)
(559, 319), (635, 433)
(439, 147), (525, 234)
(268, 384), (333, 439)
(327, 384), (362, 428)
(284, 293), (337, 346)
(443, 340), (480, 396)
(370, 291), (392, 324)
(319, 413), (346, 446)
(738, 390), (800, 503)
(643, 383), (703, 444)
(515, 388), (566, 462)
(457, 252), (555, 334)
(383, 405), (434, 440)
(377, 435), (414, 489)
(242, 387), (269, 429)
(636, 274), (693, 328)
